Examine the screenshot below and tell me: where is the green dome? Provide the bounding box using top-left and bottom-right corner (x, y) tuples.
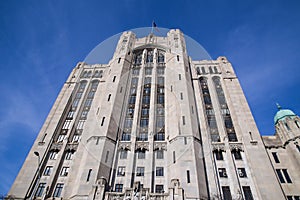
(274, 104), (296, 124)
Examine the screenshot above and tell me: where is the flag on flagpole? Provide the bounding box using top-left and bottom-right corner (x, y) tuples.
(152, 21), (159, 33)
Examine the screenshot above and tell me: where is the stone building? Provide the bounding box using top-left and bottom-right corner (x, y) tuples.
(8, 29), (300, 200)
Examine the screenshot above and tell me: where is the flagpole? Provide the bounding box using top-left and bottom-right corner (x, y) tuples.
(151, 21), (154, 34)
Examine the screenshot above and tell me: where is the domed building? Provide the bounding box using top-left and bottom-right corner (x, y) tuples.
(263, 105), (300, 200)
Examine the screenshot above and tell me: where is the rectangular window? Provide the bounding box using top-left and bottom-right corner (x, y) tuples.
(173, 151), (176, 163)
(72, 134), (80, 143)
(157, 95), (164, 104)
(49, 151), (58, 160)
(272, 152), (280, 163)
(157, 67), (164, 75)
(140, 118), (149, 127)
(182, 116), (185, 125)
(157, 77), (164, 85)
(108, 94), (111, 101)
(242, 186), (254, 200)
(120, 149), (127, 159)
(218, 168), (227, 178)
(187, 170), (190, 183)
(282, 169), (292, 183)
(179, 74), (181, 80)
(85, 99), (93, 107)
(136, 167), (145, 176)
(105, 151), (109, 163)
(44, 166), (53, 176)
(87, 169), (92, 182)
(60, 167), (69, 176)
(180, 92), (183, 100)
(276, 169), (285, 183)
(214, 150), (223, 160)
(155, 185), (164, 193)
(238, 168), (247, 178)
(222, 186), (232, 200)
(115, 184), (123, 192)
(80, 111), (88, 119)
(144, 77), (151, 84)
(117, 166), (126, 176)
(287, 196), (293, 200)
(77, 120), (85, 130)
(65, 151), (74, 160)
(145, 68), (152, 75)
(232, 150), (242, 160)
(101, 117), (105, 126)
(124, 118), (133, 128)
(53, 183), (64, 197)
(156, 150), (164, 159)
(156, 167), (164, 176)
(35, 183), (46, 197)
(57, 134), (66, 143)
(62, 120), (72, 130)
(113, 76), (116, 82)
(66, 111), (74, 119)
(137, 150), (146, 159)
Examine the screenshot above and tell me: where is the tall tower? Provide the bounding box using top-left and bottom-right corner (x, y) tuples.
(8, 29), (287, 200)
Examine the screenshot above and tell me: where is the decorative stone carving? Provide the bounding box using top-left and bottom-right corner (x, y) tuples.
(118, 142), (131, 150)
(154, 142), (167, 151)
(211, 143), (225, 151)
(50, 143), (62, 151)
(229, 143), (243, 151)
(135, 142), (149, 151)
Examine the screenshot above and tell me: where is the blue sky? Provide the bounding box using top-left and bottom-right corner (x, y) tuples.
(1, 0), (300, 195)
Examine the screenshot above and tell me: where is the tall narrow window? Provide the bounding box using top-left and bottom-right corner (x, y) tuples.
(187, 170), (190, 183)
(222, 186), (232, 200)
(173, 151), (176, 163)
(117, 166), (126, 176)
(44, 166), (53, 176)
(35, 183), (46, 197)
(120, 149), (128, 159)
(182, 116), (185, 125)
(60, 167), (69, 176)
(118, 58), (121, 63)
(276, 169), (285, 183)
(101, 117), (105, 126)
(105, 151), (109, 163)
(113, 76), (116, 82)
(242, 186), (254, 200)
(232, 149), (242, 160)
(87, 169), (92, 182)
(179, 74), (181, 80)
(177, 55), (180, 61)
(156, 167), (164, 176)
(53, 183), (64, 197)
(180, 92), (183, 100)
(282, 169), (292, 183)
(214, 150), (223, 160)
(108, 94), (111, 101)
(136, 167), (145, 176)
(272, 152), (280, 163)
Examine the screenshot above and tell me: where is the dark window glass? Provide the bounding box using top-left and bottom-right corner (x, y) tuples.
(136, 167), (144, 176)
(137, 150), (146, 159)
(154, 132), (165, 141)
(156, 167), (164, 176)
(218, 168), (227, 178)
(155, 185), (164, 193)
(276, 169), (285, 183)
(214, 150), (223, 160)
(137, 133), (148, 141)
(282, 169), (292, 183)
(140, 118), (149, 127)
(187, 170), (191, 183)
(242, 186), (254, 200)
(222, 186), (232, 200)
(156, 150), (164, 159)
(120, 149), (127, 159)
(35, 183), (46, 197)
(232, 150), (242, 160)
(115, 184), (123, 192)
(53, 183), (64, 197)
(121, 133), (131, 141)
(117, 166), (125, 176)
(238, 168), (247, 178)
(272, 152), (280, 163)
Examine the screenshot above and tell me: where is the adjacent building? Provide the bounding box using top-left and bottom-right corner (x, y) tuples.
(8, 29), (300, 200)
